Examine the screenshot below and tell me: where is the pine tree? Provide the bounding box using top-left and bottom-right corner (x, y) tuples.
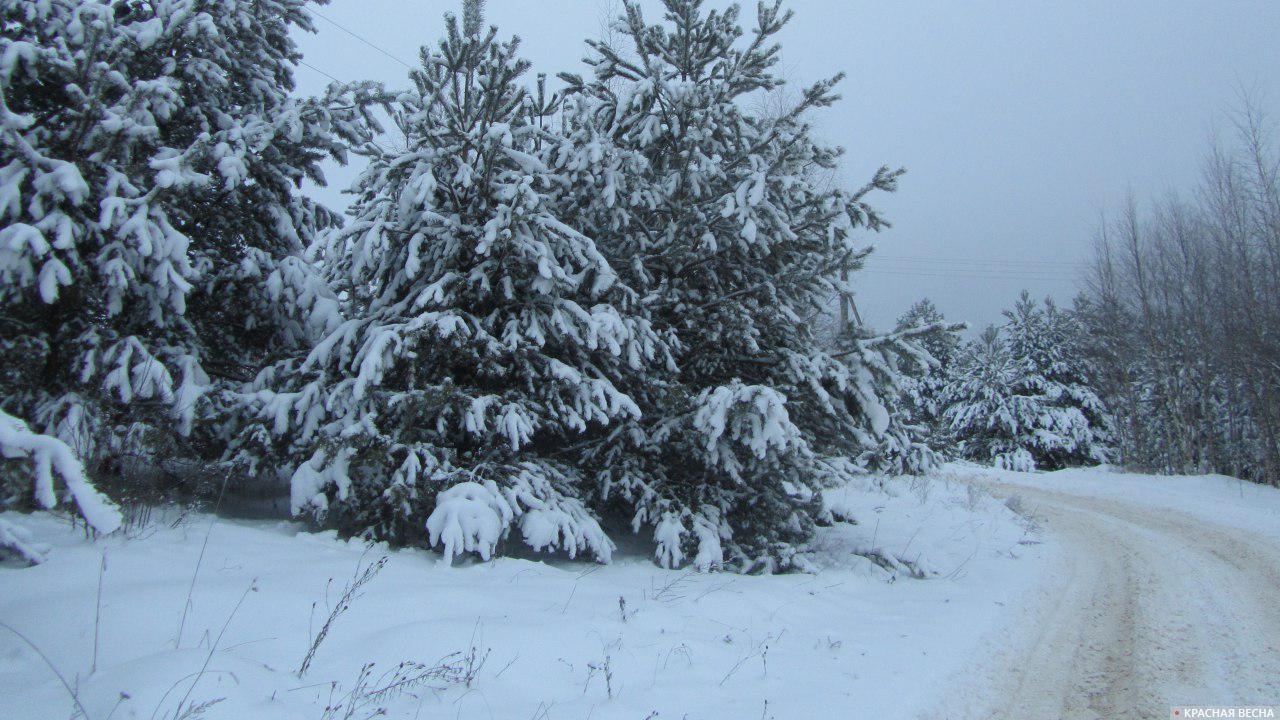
(0, 0), (360, 512)
(827, 322), (949, 476)
(237, 12), (664, 563)
(895, 299), (960, 369)
(553, 0), (907, 571)
(1003, 293), (1111, 468)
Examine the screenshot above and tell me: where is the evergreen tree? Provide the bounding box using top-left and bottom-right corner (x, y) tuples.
(940, 326), (1037, 471)
(554, 0), (908, 571)
(0, 0), (359, 511)
(237, 12), (664, 562)
(0, 408), (121, 538)
(1002, 293), (1110, 468)
(943, 293), (1112, 471)
(895, 299), (960, 368)
(828, 322), (948, 477)
(893, 298), (961, 449)
(1038, 297), (1113, 466)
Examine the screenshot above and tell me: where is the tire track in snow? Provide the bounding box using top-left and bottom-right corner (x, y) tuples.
(970, 483), (1280, 720)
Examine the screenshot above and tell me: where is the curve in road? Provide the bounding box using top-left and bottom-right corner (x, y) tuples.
(976, 482), (1280, 720)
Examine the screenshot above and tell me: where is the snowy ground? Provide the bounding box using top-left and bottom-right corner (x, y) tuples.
(10, 466), (1275, 720)
(978, 464), (1280, 543)
(0, 473), (1046, 720)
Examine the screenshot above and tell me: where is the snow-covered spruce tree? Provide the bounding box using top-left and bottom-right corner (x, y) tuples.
(826, 320), (952, 476)
(0, 0), (361, 511)
(238, 13), (664, 562)
(552, 0), (908, 571)
(895, 299), (960, 370)
(0, 409), (121, 546)
(943, 294), (1112, 471)
(940, 326), (1038, 471)
(1034, 296), (1113, 467)
(893, 298), (962, 449)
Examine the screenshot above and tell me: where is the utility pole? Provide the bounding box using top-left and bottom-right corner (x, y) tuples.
(838, 270), (863, 337)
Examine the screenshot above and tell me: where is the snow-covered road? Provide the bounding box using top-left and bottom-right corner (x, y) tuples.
(968, 473), (1280, 719)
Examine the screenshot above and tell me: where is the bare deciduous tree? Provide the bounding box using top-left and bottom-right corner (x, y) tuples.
(1079, 96), (1280, 486)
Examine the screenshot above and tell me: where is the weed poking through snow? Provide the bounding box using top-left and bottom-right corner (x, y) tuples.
(298, 555), (388, 678)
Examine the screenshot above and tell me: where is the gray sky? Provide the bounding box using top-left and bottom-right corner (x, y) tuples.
(293, 0), (1280, 331)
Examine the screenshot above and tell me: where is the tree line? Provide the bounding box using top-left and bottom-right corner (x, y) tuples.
(895, 98), (1280, 490)
(1077, 100), (1280, 486)
(3, 0), (1266, 574)
(1, 0), (952, 571)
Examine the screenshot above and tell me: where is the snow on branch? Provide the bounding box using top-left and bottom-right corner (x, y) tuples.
(839, 321), (968, 355)
(0, 518), (49, 565)
(426, 481), (514, 564)
(0, 410), (121, 534)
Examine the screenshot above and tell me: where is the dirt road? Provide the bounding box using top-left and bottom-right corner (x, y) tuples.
(979, 482), (1280, 720)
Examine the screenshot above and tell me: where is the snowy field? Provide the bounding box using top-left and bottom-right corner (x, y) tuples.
(0, 473), (1047, 720)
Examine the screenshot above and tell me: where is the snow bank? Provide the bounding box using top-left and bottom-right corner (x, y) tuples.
(820, 472), (1042, 579)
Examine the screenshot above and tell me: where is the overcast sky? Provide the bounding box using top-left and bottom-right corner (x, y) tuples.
(292, 0), (1280, 331)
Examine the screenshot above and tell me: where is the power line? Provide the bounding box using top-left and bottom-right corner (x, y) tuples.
(870, 265), (1080, 280)
(873, 262), (1087, 274)
(873, 253), (1088, 266)
(295, 61), (395, 156)
(290, 79), (1086, 283)
(862, 268), (1083, 282)
(298, 59), (343, 84)
(871, 254), (1088, 269)
(305, 7), (415, 69)
(866, 266), (1082, 278)
(292, 15), (1092, 289)
(872, 259), (1079, 272)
